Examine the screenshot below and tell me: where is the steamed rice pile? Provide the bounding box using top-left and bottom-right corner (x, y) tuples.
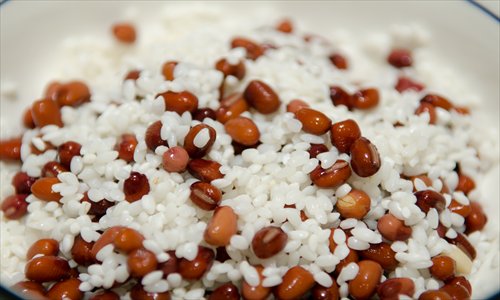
(1, 5), (499, 300)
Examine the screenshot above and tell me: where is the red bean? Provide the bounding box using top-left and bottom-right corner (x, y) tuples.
(241, 265), (270, 300)
(31, 177), (62, 202)
(334, 248), (359, 275)
(130, 283), (171, 300)
(145, 121), (168, 151)
(190, 182), (222, 210)
(310, 159), (351, 188)
(208, 283), (240, 300)
(348, 260), (383, 300)
(295, 108), (332, 135)
(308, 143), (328, 159)
(446, 277), (472, 295)
(276, 19), (293, 33)
(395, 76), (424, 93)
(42, 161), (68, 178)
(91, 226), (126, 260)
(162, 146), (189, 173)
(215, 247), (231, 263)
(465, 201), (487, 234)
(0, 137), (22, 161)
(359, 242), (398, 271)
(116, 134), (137, 162)
(159, 251), (178, 278)
(231, 37), (264, 60)
(439, 284), (471, 300)
(187, 159), (224, 182)
(32, 99), (63, 127)
(251, 226), (288, 259)
(25, 256), (70, 282)
(377, 213), (413, 241)
(128, 248), (158, 278)
(89, 291), (120, 300)
(448, 199), (471, 218)
(1, 194), (28, 219)
(330, 119), (361, 154)
(124, 70), (141, 81)
(27, 239), (59, 260)
(224, 117), (260, 146)
(158, 91), (198, 115)
(23, 108), (36, 129)
(387, 49), (413, 68)
(81, 193), (114, 221)
(114, 227), (144, 253)
(336, 189), (371, 220)
(421, 94), (454, 111)
(124, 172), (150, 202)
(215, 58), (246, 80)
(275, 266), (315, 300)
(286, 99), (309, 114)
(448, 233), (476, 260)
(329, 53), (348, 70)
(418, 290), (452, 300)
(46, 278), (83, 300)
(456, 173), (475, 195)
(377, 278), (415, 300)
(58, 141), (81, 169)
(351, 88), (380, 110)
(415, 102), (437, 124)
(193, 108), (217, 122)
(53, 81), (91, 107)
(178, 246), (214, 280)
(243, 80), (281, 114)
(330, 86), (352, 108)
(162, 61), (178, 81)
(12, 172), (36, 195)
(183, 124), (217, 158)
(11, 281), (46, 300)
(204, 206), (238, 246)
(430, 256), (456, 281)
(350, 137), (381, 177)
(414, 190), (446, 213)
(112, 23), (136, 44)
(216, 93), (249, 124)
(311, 280), (339, 300)
(71, 235), (95, 266)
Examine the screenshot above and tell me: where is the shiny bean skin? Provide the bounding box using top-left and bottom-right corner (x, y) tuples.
(1, 194), (29, 219)
(359, 242), (398, 271)
(465, 201), (487, 234)
(23, 108), (36, 129)
(310, 159), (351, 188)
(127, 248), (158, 278)
(27, 239), (59, 260)
(162, 146), (189, 173)
(414, 190), (446, 213)
(418, 290), (453, 300)
(241, 265), (270, 300)
(204, 206), (238, 246)
(162, 61), (178, 81)
(311, 280), (339, 300)
(114, 227), (144, 253)
(334, 248), (359, 275)
(124, 172), (150, 202)
(330, 119), (361, 154)
(377, 278), (415, 300)
(52, 81), (91, 107)
(89, 291), (120, 300)
(336, 189), (371, 220)
(58, 141), (81, 168)
(215, 58), (246, 80)
(183, 124), (217, 158)
(71, 235), (95, 266)
(295, 108), (332, 135)
(446, 233), (476, 260)
(430, 256), (456, 281)
(216, 93), (249, 124)
(11, 281), (46, 300)
(0, 137), (22, 161)
(348, 260), (383, 300)
(243, 80), (281, 114)
(178, 246), (214, 280)
(286, 99), (309, 114)
(116, 134), (137, 162)
(448, 199), (471, 218)
(112, 23), (136, 44)
(276, 19), (293, 33)
(415, 102), (437, 124)
(439, 284), (471, 300)
(145, 121), (168, 151)
(130, 283), (171, 300)
(91, 226), (126, 260)
(31, 178), (62, 202)
(231, 37), (265, 60)
(456, 173), (475, 195)
(159, 251), (178, 278)
(409, 174), (433, 191)
(25, 256), (70, 282)
(387, 49), (413, 68)
(124, 70), (141, 81)
(32, 99), (63, 127)
(42, 161), (68, 178)
(193, 108), (217, 122)
(12, 172), (36, 194)
(446, 277), (472, 295)
(275, 266), (315, 300)
(421, 94), (454, 111)
(224, 116), (260, 146)
(308, 143), (329, 159)
(351, 88), (379, 110)
(190, 182), (222, 210)
(329, 53), (348, 70)
(251, 226), (288, 259)
(208, 283), (240, 300)
(330, 86), (352, 108)
(46, 278), (83, 300)
(187, 159), (224, 182)
(81, 194), (114, 221)
(395, 76), (425, 93)
(350, 137), (381, 177)
(159, 91), (198, 115)
(377, 214), (412, 241)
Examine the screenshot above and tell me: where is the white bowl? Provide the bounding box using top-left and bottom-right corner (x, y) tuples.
(1, 1), (499, 298)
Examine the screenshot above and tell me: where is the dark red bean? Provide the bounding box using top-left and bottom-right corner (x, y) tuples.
(53, 81), (91, 107)
(418, 290), (452, 300)
(116, 134), (137, 162)
(456, 173), (475, 195)
(215, 247), (231, 263)
(158, 91), (198, 115)
(58, 141), (81, 168)
(216, 93), (249, 124)
(31, 178), (62, 202)
(351, 88), (380, 110)
(145, 121), (168, 151)
(308, 144), (328, 159)
(387, 49), (413, 68)
(159, 251), (178, 278)
(190, 182), (222, 210)
(11, 281), (46, 300)
(446, 277), (472, 295)
(46, 278), (83, 300)
(311, 280), (339, 300)
(89, 291), (120, 300)
(162, 61), (178, 81)
(465, 201), (487, 234)
(276, 19), (293, 33)
(310, 160), (351, 188)
(128, 248), (158, 278)
(208, 283), (240, 300)
(193, 108), (216, 122)
(112, 23), (136, 44)
(439, 284), (471, 300)
(215, 58), (246, 80)
(359, 242), (398, 271)
(414, 190), (446, 213)
(329, 86), (352, 108)
(1, 194), (28, 220)
(448, 199), (472, 218)
(23, 108), (36, 129)
(350, 137), (381, 177)
(395, 76), (424, 93)
(251, 226), (288, 259)
(231, 37), (265, 60)
(125, 70), (141, 81)
(415, 102), (437, 124)
(81, 193), (115, 221)
(295, 108), (332, 135)
(276, 266), (315, 300)
(12, 172), (36, 195)
(130, 283), (171, 300)
(26, 239), (59, 260)
(0, 137), (22, 161)
(187, 159), (224, 182)
(25, 256), (70, 282)
(243, 80), (281, 114)
(430, 256), (456, 281)
(241, 265), (270, 300)
(124, 172), (150, 202)
(377, 214), (413, 241)
(448, 233), (476, 260)
(42, 161), (68, 178)
(329, 53), (348, 70)
(31, 99), (63, 127)
(420, 94), (454, 111)
(183, 124), (216, 158)
(178, 246), (214, 280)
(286, 99), (309, 114)
(71, 235), (95, 266)
(377, 278), (415, 300)
(330, 119), (361, 154)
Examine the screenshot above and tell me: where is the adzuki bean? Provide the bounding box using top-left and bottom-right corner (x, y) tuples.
(215, 58), (246, 80)
(190, 182), (222, 210)
(231, 37), (264, 60)
(286, 99), (309, 114)
(162, 61), (178, 81)
(183, 124), (216, 158)
(216, 93), (249, 124)
(42, 161), (68, 178)
(31, 99), (63, 127)
(208, 283), (240, 300)
(25, 256), (70, 282)
(330, 86), (352, 108)
(395, 76), (425, 93)
(58, 141), (82, 168)
(310, 159), (351, 188)
(308, 143), (328, 159)
(224, 116), (260, 146)
(162, 146), (189, 173)
(330, 119), (361, 154)
(46, 278), (83, 300)
(311, 279), (339, 300)
(11, 281), (46, 300)
(241, 265), (270, 300)
(124, 172), (150, 202)
(295, 108), (332, 135)
(275, 266), (315, 300)
(12, 172), (36, 195)
(377, 213), (412, 241)
(251, 226), (288, 259)
(187, 159), (224, 182)
(116, 134), (137, 162)
(204, 206), (238, 246)
(377, 277), (415, 300)
(89, 291), (120, 300)
(0, 137), (22, 161)
(359, 242), (398, 271)
(348, 260), (383, 300)
(414, 190), (446, 213)
(329, 53), (348, 70)
(26, 239), (59, 260)
(1, 194), (28, 220)
(350, 137), (381, 177)
(128, 248), (158, 278)
(430, 256), (456, 281)
(158, 91), (198, 115)
(465, 201), (487, 234)
(31, 177), (62, 202)
(243, 80), (281, 114)
(418, 290), (452, 300)
(351, 88), (379, 110)
(178, 246), (214, 280)
(71, 235), (95, 266)
(112, 23), (136, 44)
(130, 283), (171, 300)
(387, 49), (413, 68)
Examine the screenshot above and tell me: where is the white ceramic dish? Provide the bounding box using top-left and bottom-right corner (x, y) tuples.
(1, 1), (499, 298)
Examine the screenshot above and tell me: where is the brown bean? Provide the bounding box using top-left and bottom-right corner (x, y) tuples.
(183, 124), (216, 158)
(446, 277), (472, 295)
(448, 199), (471, 218)
(336, 189), (371, 220)
(377, 214), (412, 241)
(23, 108), (36, 129)
(414, 190), (446, 213)
(310, 159), (351, 188)
(350, 137), (381, 177)
(348, 260), (383, 300)
(116, 134), (137, 162)
(124, 172), (150, 202)
(159, 251), (178, 278)
(145, 121), (168, 151)
(27, 239), (59, 260)
(330, 86), (352, 108)
(439, 284), (470, 300)
(32, 99), (63, 127)
(421, 94), (454, 111)
(241, 265), (270, 300)
(334, 248), (359, 275)
(187, 159), (224, 182)
(286, 99), (309, 114)
(216, 58), (246, 80)
(71, 235), (95, 266)
(409, 174), (433, 191)
(430, 256), (456, 281)
(0, 137), (22, 161)
(46, 278), (82, 300)
(465, 201), (487, 234)
(128, 248), (158, 278)
(395, 76), (425, 93)
(30, 138), (55, 156)
(25, 256), (70, 282)
(448, 233), (476, 260)
(81, 193), (114, 221)
(418, 290), (453, 300)
(216, 93), (249, 124)
(243, 80), (281, 114)
(276, 266), (315, 300)
(124, 70), (141, 81)
(454, 106), (470, 115)
(130, 283), (171, 300)
(251, 226), (287, 259)
(89, 291), (120, 300)
(387, 49), (413, 68)
(359, 242), (398, 271)
(178, 246), (214, 280)
(308, 143), (329, 159)
(162, 61), (178, 81)
(1, 194), (28, 219)
(53, 81), (91, 107)
(12, 172), (36, 194)
(311, 280), (339, 300)
(112, 23), (136, 44)
(91, 226), (126, 260)
(231, 37), (264, 60)
(58, 141), (81, 168)
(377, 277), (415, 300)
(31, 177), (62, 202)
(162, 146), (189, 173)
(208, 283), (240, 300)
(276, 19), (293, 33)
(224, 117), (260, 146)
(351, 88), (379, 110)
(295, 108), (332, 135)
(113, 227), (144, 253)
(193, 108), (216, 122)
(456, 173), (475, 195)
(11, 281), (46, 300)
(42, 161), (68, 178)
(190, 182), (222, 210)
(329, 53), (348, 70)
(330, 119), (361, 154)
(158, 91), (198, 115)
(415, 102), (437, 124)
(204, 206), (238, 246)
